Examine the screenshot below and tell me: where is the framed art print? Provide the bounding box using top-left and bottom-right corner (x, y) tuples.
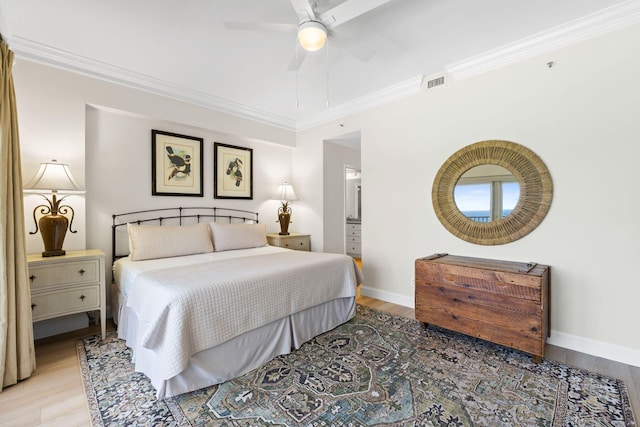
(214, 142), (253, 199)
(152, 129), (203, 196)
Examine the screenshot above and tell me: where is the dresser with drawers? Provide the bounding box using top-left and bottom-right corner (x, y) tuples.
(27, 249), (106, 339)
(415, 253), (550, 362)
(345, 222), (361, 257)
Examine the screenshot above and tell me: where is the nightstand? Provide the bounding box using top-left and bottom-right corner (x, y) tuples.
(27, 249), (106, 339)
(267, 233), (310, 251)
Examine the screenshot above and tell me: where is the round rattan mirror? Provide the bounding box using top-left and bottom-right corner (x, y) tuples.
(432, 140), (552, 245)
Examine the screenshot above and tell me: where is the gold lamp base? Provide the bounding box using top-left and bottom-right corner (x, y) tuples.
(278, 212), (291, 235)
(39, 214), (68, 257)
(277, 201), (292, 235)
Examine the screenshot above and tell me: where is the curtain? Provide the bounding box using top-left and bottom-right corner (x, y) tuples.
(0, 37), (36, 390)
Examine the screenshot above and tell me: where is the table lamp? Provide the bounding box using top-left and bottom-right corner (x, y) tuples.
(273, 182), (298, 235)
(23, 160), (84, 256)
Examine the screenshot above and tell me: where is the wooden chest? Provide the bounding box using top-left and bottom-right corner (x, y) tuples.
(415, 254), (550, 362)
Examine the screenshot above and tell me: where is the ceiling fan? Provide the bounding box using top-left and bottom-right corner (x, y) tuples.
(224, 0), (396, 71)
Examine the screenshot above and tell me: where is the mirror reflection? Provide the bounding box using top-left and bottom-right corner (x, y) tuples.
(454, 164), (520, 223)
(345, 167), (361, 221)
(432, 139), (552, 245)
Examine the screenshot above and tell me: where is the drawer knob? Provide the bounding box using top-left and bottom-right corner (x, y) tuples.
(80, 295), (86, 301)
(31, 303), (37, 310)
(29, 274), (36, 282)
(78, 269), (86, 276)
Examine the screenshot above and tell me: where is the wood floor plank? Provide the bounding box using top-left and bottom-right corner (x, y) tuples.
(41, 393), (90, 426)
(628, 365), (640, 417)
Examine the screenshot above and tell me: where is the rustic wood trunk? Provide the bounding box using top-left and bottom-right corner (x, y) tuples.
(415, 253), (550, 362)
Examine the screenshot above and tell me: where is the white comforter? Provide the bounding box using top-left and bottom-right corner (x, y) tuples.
(126, 250), (362, 380)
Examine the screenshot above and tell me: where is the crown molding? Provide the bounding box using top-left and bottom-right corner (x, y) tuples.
(447, 0), (640, 81)
(296, 75), (423, 131)
(6, 1), (640, 131)
(8, 36), (297, 131)
(9, 33), (421, 132)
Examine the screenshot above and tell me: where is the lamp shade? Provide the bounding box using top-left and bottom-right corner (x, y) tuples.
(273, 182), (298, 202)
(297, 21), (327, 52)
(24, 160), (84, 193)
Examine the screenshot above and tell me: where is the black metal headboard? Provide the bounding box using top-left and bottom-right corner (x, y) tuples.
(111, 206), (259, 263)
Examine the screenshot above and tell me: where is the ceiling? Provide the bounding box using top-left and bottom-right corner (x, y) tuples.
(0, 0), (637, 131)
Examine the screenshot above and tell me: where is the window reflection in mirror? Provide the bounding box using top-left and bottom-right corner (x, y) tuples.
(454, 165), (520, 222)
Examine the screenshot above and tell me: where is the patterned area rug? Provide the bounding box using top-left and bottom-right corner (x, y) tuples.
(78, 305), (636, 426)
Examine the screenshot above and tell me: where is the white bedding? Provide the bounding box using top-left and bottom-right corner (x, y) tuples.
(113, 246), (363, 391)
(113, 245), (289, 299)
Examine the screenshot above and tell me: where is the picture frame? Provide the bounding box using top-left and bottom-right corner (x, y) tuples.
(214, 142), (253, 199)
(152, 129), (203, 197)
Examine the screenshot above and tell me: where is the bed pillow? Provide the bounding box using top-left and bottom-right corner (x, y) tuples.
(128, 222), (214, 261)
(210, 222), (267, 251)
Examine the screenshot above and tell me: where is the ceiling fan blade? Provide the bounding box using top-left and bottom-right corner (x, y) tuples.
(330, 30), (375, 62)
(224, 21), (297, 32)
(287, 44), (308, 71)
(320, 0), (396, 29)
(289, 0), (316, 21)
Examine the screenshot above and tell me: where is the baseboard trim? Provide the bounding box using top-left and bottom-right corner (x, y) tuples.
(548, 330), (640, 368)
(33, 313), (89, 340)
(360, 285), (415, 310)
(360, 286), (640, 368)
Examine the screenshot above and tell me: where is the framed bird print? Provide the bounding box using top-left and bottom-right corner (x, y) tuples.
(214, 142), (253, 199)
(152, 129), (203, 196)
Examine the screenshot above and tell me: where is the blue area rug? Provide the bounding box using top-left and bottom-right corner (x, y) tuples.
(78, 305), (636, 426)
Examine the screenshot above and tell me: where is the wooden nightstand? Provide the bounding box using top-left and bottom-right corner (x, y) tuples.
(267, 233), (310, 251)
(27, 249), (106, 339)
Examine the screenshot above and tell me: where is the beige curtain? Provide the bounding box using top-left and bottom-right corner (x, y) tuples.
(0, 37), (36, 390)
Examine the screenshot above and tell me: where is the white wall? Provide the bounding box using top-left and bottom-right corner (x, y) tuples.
(85, 107), (294, 287)
(298, 24), (640, 366)
(14, 59), (296, 257)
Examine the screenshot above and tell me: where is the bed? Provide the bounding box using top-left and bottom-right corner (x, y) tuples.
(111, 207), (363, 399)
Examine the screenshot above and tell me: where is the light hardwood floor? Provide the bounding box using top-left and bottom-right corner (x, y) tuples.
(0, 296), (638, 426)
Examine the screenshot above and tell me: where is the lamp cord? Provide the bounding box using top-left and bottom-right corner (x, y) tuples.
(295, 42), (300, 108)
(326, 38), (330, 107)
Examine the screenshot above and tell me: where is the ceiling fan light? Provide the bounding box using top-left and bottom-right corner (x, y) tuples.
(297, 21), (327, 52)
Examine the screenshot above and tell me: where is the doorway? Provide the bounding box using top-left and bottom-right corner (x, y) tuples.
(345, 166), (361, 259)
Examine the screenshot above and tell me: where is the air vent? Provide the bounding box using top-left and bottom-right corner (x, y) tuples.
(421, 74), (447, 91)
(427, 76), (445, 89)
